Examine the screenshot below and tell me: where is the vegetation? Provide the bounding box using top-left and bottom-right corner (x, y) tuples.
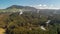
(0, 5), (60, 34)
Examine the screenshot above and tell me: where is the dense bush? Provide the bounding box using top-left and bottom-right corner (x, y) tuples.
(0, 12), (60, 34)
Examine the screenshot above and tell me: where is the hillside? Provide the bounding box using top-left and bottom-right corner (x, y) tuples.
(0, 5), (60, 34)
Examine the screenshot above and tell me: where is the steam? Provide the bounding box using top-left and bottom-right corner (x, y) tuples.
(46, 20), (51, 24)
(19, 10), (23, 15)
(40, 26), (46, 30)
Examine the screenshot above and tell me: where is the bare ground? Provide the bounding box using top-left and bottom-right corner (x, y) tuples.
(0, 28), (5, 34)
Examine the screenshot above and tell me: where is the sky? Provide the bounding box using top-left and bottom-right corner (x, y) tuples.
(0, 0), (60, 9)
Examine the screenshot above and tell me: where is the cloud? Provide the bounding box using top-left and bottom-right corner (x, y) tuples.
(38, 4), (42, 6)
(31, 4), (60, 9)
(37, 4), (47, 7)
(50, 4), (53, 7)
(32, 4), (48, 9)
(43, 4), (47, 7)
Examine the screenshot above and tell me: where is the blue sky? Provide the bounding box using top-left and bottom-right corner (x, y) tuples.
(0, 0), (60, 9)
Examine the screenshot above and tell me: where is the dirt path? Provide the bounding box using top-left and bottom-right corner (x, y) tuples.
(0, 28), (5, 34)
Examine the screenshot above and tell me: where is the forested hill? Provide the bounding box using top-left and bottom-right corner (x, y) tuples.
(6, 5), (37, 11)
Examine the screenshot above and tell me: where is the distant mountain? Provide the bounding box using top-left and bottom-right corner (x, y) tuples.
(6, 5), (24, 9)
(6, 5), (37, 11)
